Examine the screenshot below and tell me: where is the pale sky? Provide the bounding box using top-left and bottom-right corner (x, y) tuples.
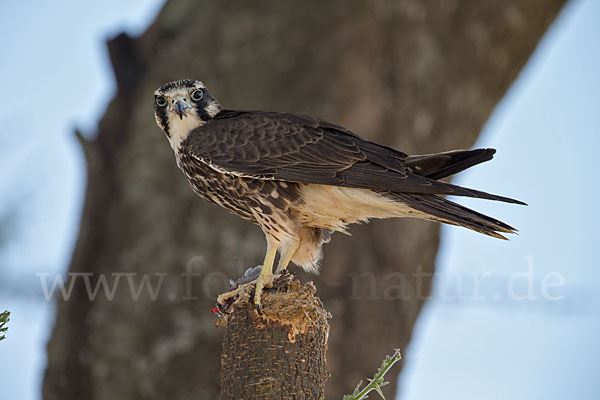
(401, 1), (600, 399)
(0, 1), (598, 399)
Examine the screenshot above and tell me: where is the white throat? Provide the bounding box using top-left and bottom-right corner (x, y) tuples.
(167, 116), (205, 151)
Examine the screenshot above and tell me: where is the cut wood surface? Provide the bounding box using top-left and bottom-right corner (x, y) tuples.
(219, 276), (330, 400)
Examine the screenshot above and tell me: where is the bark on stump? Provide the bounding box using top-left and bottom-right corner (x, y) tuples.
(218, 277), (330, 399)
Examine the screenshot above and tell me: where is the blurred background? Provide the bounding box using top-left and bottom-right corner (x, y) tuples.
(0, 0), (598, 399)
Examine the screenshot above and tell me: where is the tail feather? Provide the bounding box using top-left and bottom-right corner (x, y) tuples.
(405, 148), (496, 180)
(435, 181), (526, 205)
(403, 148), (526, 206)
(382, 191), (517, 239)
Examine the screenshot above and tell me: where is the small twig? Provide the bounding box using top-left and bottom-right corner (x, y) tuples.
(342, 349), (402, 400)
(0, 310), (10, 341)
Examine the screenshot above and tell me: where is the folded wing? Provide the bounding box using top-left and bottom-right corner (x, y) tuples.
(184, 110), (525, 205)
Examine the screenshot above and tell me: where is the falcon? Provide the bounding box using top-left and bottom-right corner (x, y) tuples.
(153, 79), (525, 311)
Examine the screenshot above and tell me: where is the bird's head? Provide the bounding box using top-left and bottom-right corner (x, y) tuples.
(153, 79), (222, 149)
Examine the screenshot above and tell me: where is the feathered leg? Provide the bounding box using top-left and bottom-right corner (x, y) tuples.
(275, 239), (300, 274)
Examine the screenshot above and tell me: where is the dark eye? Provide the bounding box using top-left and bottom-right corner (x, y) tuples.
(155, 96), (167, 107)
(191, 89), (203, 101)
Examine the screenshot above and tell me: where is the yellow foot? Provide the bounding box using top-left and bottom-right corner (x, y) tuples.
(216, 267), (283, 314)
(253, 267), (275, 314)
(218, 237), (279, 314)
(216, 281), (255, 306)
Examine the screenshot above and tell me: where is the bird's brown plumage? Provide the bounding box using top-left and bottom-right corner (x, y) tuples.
(184, 110), (524, 204)
(153, 79), (525, 309)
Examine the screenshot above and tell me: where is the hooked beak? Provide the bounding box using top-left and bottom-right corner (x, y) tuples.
(173, 98), (191, 119)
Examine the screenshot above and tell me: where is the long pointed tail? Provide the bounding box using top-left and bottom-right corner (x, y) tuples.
(383, 191), (517, 239)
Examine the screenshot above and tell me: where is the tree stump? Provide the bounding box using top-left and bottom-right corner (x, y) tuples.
(218, 276), (330, 399)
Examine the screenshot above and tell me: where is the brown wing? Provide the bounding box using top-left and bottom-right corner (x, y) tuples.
(183, 110), (525, 205)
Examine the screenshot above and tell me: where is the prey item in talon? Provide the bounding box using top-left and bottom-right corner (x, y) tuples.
(229, 265), (263, 290)
(153, 79), (525, 311)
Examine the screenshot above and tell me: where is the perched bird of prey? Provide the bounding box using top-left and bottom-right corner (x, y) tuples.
(153, 79), (525, 311)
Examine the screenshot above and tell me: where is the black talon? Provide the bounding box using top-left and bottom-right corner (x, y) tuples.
(255, 303), (263, 315)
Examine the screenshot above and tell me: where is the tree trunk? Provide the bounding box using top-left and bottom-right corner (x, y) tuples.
(43, 1), (565, 399)
(219, 278), (330, 399)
